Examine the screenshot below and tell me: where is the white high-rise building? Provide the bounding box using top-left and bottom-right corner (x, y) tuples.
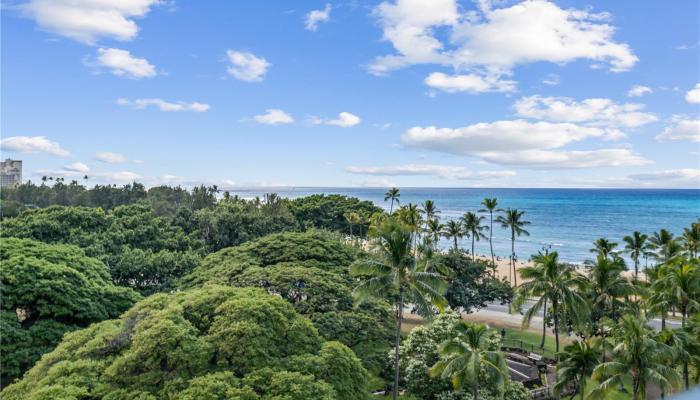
(1, 158), (22, 187)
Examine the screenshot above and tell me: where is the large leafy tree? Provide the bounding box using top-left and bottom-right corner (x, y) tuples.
(0, 238), (140, 384)
(589, 313), (680, 400)
(2, 286), (368, 400)
(479, 198), (499, 268)
(441, 252), (513, 314)
(553, 340), (601, 400)
(514, 251), (589, 352)
(495, 208), (530, 287)
(430, 322), (508, 400)
(350, 217), (447, 400)
(461, 211), (488, 261)
(287, 194), (380, 233)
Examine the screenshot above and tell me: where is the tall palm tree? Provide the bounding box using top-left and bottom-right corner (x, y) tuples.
(495, 208), (530, 287)
(652, 257), (700, 329)
(650, 229), (681, 264)
(657, 327), (700, 391)
(590, 238), (618, 260)
(430, 322), (507, 400)
(586, 255), (636, 334)
(553, 340), (601, 400)
(479, 198), (498, 267)
(442, 220), (464, 252)
(421, 200), (439, 224)
(384, 187), (400, 213)
(682, 220), (700, 258)
(461, 211), (488, 261)
(513, 251), (589, 352)
(350, 217), (447, 400)
(426, 218), (444, 244)
(623, 232), (651, 281)
(399, 203), (423, 251)
(589, 313), (680, 400)
(345, 212), (358, 237)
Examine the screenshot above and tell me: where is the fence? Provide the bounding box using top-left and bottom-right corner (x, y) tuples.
(501, 338), (555, 360)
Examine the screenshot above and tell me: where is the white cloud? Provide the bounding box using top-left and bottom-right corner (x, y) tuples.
(424, 72), (516, 93)
(253, 109), (294, 125)
(352, 178), (398, 188)
(93, 48), (156, 79)
(480, 149), (650, 169)
(305, 4), (331, 31)
(116, 98), (210, 112)
(655, 117), (700, 142)
(19, 0), (160, 44)
(346, 164), (516, 180)
(226, 50), (270, 82)
(514, 95), (657, 128)
(1, 135), (70, 157)
(95, 151), (127, 163)
(629, 169), (700, 183)
(627, 85), (652, 97)
(685, 83), (700, 104)
(100, 171), (141, 182)
(370, 0), (637, 86)
(64, 162), (90, 173)
(541, 74), (560, 86)
(311, 112), (362, 127)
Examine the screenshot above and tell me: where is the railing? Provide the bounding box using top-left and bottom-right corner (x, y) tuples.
(530, 387), (551, 399)
(501, 338), (555, 360)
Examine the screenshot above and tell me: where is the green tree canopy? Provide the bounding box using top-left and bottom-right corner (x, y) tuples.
(286, 194), (381, 232)
(2, 286), (368, 400)
(0, 238), (141, 384)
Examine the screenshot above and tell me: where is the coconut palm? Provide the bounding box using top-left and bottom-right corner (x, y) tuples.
(350, 217), (447, 400)
(586, 255), (637, 334)
(589, 313), (680, 400)
(553, 340), (601, 400)
(657, 328), (700, 391)
(461, 212), (488, 261)
(384, 187), (400, 213)
(421, 200), (440, 224)
(495, 208), (530, 287)
(430, 322), (507, 400)
(344, 212), (358, 237)
(650, 229), (681, 264)
(426, 218), (444, 244)
(652, 257), (700, 329)
(513, 251), (589, 352)
(623, 232), (652, 281)
(479, 198), (498, 267)
(442, 220), (464, 252)
(590, 238), (618, 260)
(398, 203), (423, 250)
(682, 220), (700, 258)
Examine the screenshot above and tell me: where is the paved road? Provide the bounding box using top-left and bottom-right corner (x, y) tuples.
(483, 301), (681, 331)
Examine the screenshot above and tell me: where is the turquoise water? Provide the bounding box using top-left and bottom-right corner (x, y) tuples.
(229, 188), (700, 265)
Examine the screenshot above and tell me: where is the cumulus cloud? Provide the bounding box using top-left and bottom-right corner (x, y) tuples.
(686, 83), (700, 104)
(305, 4), (331, 31)
(370, 0), (637, 90)
(514, 95), (657, 129)
(64, 162), (90, 173)
(116, 98), (210, 112)
(226, 50), (270, 82)
(310, 112), (361, 127)
(1, 135), (70, 157)
(95, 151), (127, 163)
(346, 164), (516, 180)
(627, 85), (652, 97)
(655, 117), (700, 142)
(253, 109), (294, 125)
(424, 72), (516, 93)
(19, 0), (160, 44)
(92, 48), (156, 79)
(480, 149), (650, 169)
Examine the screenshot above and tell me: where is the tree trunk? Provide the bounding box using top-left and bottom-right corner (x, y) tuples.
(682, 306), (689, 390)
(489, 212), (495, 267)
(553, 300), (560, 352)
(580, 375), (585, 400)
(541, 297), (548, 349)
(472, 383), (478, 400)
(390, 200), (394, 214)
(454, 237), (458, 252)
(511, 230), (517, 287)
(471, 235), (476, 261)
(393, 290), (404, 400)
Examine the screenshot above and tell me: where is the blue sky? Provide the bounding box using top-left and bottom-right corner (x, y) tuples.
(1, 0), (699, 188)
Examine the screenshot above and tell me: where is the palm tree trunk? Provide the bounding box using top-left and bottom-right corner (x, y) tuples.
(682, 306), (689, 390)
(472, 383), (478, 400)
(511, 230), (517, 287)
(471, 235), (475, 261)
(453, 237), (458, 252)
(393, 290), (404, 400)
(390, 199), (394, 213)
(553, 300), (559, 352)
(489, 212), (495, 266)
(541, 297), (547, 349)
(580, 375), (585, 400)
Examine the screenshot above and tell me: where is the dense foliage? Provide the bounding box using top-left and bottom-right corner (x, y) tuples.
(181, 230), (393, 373)
(286, 194), (380, 234)
(0, 238), (140, 384)
(1, 286), (368, 400)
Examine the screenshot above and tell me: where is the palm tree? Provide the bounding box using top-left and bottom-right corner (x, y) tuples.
(513, 251), (589, 352)
(657, 327), (700, 391)
(479, 198), (498, 267)
(589, 313), (680, 400)
(590, 238), (618, 260)
(442, 220), (463, 252)
(652, 258), (700, 329)
(553, 340), (601, 400)
(495, 208), (530, 287)
(384, 187), (400, 213)
(426, 218), (444, 244)
(461, 212), (488, 261)
(650, 229), (681, 264)
(623, 232), (651, 281)
(586, 255), (636, 334)
(350, 217), (447, 400)
(430, 322), (507, 400)
(421, 199), (439, 223)
(345, 212), (360, 237)
(681, 220), (700, 258)
(398, 203), (423, 251)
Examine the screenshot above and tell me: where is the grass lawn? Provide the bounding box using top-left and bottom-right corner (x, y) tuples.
(501, 327), (566, 356)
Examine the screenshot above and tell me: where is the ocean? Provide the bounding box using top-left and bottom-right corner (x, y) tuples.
(228, 188), (700, 265)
